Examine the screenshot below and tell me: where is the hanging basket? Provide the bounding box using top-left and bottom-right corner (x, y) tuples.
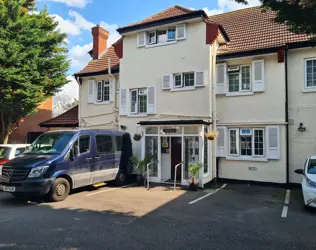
(133, 133), (142, 141)
(206, 132), (219, 141)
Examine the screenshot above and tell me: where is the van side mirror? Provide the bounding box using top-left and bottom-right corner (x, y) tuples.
(74, 146), (80, 156)
(294, 169), (304, 175)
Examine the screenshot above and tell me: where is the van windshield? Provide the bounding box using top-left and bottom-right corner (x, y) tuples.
(26, 132), (75, 155)
(0, 147), (10, 160)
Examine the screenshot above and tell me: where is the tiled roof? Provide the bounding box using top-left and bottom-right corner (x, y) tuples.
(76, 46), (120, 75)
(40, 105), (78, 128)
(208, 7), (309, 55)
(119, 5), (196, 30)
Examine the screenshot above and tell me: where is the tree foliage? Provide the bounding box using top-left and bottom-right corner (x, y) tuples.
(0, 0), (70, 143)
(234, 0), (316, 38)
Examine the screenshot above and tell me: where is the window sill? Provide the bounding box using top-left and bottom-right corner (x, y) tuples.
(128, 114), (148, 118)
(226, 156), (268, 162)
(302, 88), (316, 93)
(146, 41), (177, 48)
(93, 101), (111, 105)
(226, 92), (254, 97)
(170, 86), (196, 92)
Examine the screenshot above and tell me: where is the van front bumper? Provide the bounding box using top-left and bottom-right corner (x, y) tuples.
(0, 178), (53, 196)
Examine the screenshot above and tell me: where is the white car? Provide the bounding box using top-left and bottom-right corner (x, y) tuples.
(295, 156), (316, 208)
(0, 144), (30, 166)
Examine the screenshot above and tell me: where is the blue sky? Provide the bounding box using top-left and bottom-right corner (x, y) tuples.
(37, 0), (260, 105)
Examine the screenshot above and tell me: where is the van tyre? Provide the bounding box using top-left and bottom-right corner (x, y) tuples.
(49, 178), (70, 202)
(114, 170), (127, 186)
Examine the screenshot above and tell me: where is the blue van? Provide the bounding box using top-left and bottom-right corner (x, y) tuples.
(0, 130), (133, 201)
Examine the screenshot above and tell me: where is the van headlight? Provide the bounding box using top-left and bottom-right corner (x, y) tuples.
(306, 176), (316, 188)
(28, 166), (49, 178)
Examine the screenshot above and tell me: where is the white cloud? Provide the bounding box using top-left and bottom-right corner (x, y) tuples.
(100, 22), (121, 47)
(203, 0), (260, 16)
(51, 14), (81, 36)
(47, 0), (92, 8)
(68, 10), (94, 30)
(68, 42), (93, 71)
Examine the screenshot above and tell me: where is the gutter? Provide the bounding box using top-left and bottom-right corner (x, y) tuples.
(285, 46), (289, 185)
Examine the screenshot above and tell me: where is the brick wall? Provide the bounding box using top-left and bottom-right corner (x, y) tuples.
(8, 98), (52, 143)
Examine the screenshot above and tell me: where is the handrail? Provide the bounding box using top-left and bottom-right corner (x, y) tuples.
(174, 161), (183, 191)
(146, 161), (159, 190)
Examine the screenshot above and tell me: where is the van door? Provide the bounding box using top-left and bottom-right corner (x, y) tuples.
(69, 135), (94, 188)
(93, 134), (117, 183)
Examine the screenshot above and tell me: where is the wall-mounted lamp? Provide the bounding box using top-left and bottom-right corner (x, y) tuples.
(120, 125), (127, 131)
(298, 123), (306, 132)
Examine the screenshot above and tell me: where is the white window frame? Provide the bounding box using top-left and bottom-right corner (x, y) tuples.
(228, 64), (251, 93)
(167, 27), (176, 41)
(253, 128), (265, 157)
(173, 73), (183, 88)
(130, 88), (147, 115)
(148, 31), (156, 45)
(229, 127), (265, 158)
(103, 80), (110, 102)
(157, 30), (168, 44)
(96, 81), (103, 102)
(183, 72), (195, 87)
(304, 58), (316, 90)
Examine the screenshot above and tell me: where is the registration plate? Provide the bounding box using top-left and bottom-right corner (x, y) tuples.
(0, 185), (15, 192)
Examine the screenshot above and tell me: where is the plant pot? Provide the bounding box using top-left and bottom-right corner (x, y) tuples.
(136, 174), (144, 186)
(133, 133), (142, 141)
(188, 182), (199, 191)
(207, 136), (215, 140)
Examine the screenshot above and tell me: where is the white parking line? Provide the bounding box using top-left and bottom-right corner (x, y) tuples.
(281, 189), (291, 218)
(86, 184), (134, 197)
(188, 183), (227, 205)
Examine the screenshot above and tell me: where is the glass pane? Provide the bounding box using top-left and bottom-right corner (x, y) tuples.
(184, 136), (200, 179)
(145, 136), (158, 177)
(146, 127), (158, 134)
(184, 126), (200, 134)
(229, 130), (237, 155)
(174, 74), (182, 87)
(96, 135), (112, 154)
(183, 72), (195, 87)
(240, 136), (252, 156)
(131, 90), (137, 112)
(241, 66), (251, 91)
(79, 135), (90, 153)
(139, 95), (147, 113)
(103, 83), (110, 101)
(229, 73), (239, 92)
(160, 126), (181, 135)
(168, 28), (176, 40)
(254, 129), (264, 156)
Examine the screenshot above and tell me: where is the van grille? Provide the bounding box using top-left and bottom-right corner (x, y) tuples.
(1, 167), (29, 182)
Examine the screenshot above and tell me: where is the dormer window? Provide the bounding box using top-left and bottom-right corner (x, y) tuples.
(137, 24), (186, 48)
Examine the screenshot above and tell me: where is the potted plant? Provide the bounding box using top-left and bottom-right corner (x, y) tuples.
(206, 131), (219, 140)
(188, 163), (202, 191)
(133, 133), (142, 141)
(130, 154), (152, 186)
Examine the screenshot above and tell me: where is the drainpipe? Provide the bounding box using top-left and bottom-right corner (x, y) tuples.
(284, 46), (290, 185)
(76, 76), (81, 128)
(211, 44), (217, 183)
(108, 57), (119, 126)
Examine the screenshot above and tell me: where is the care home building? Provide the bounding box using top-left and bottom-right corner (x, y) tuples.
(75, 5), (316, 187)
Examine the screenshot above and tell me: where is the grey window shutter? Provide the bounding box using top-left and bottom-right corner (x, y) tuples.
(88, 80), (95, 103)
(216, 63), (226, 94)
(253, 60), (265, 92)
(162, 74), (172, 90)
(109, 78), (115, 102)
(120, 88), (128, 115)
(195, 70), (208, 87)
(266, 126), (280, 159)
(147, 86), (156, 114)
(176, 24), (186, 40)
(137, 32), (147, 47)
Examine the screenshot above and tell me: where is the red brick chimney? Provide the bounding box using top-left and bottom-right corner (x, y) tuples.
(92, 25), (109, 59)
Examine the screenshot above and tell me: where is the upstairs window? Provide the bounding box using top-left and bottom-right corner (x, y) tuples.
(173, 72), (195, 88)
(131, 88), (147, 114)
(96, 80), (110, 102)
(305, 58), (316, 89)
(148, 31), (156, 45)
(168, 28), (176, 41)
(228, 65), (251, 93)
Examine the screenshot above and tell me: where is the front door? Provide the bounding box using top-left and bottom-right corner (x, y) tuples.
(171, 137), (182, 181)
(93, 134), (117, 184)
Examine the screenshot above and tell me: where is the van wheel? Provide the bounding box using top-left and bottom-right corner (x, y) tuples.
(49, 178), (70, 202)
(114, 170), (126, 186)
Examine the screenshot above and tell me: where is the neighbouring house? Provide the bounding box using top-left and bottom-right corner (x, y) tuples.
(40, 105), (79, 130)
(76, 5), (316, 186)
(8, 98), (53, 144)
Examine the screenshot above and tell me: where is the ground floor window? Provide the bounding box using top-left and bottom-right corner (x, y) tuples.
(229, 128), (264, 157)
(184, 136), (199, 179)
(145, 136), (158, 177)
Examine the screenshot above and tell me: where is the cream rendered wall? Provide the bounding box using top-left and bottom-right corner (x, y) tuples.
(288, 47), (316, 183)
(216, 53), (287, 183)
(217, 54), (286, 123)
(79, 74), (119, 130)
(119, 20), (213, 158)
